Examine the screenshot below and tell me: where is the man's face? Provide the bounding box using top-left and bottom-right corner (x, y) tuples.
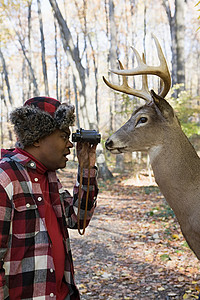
(37, 128), (73, 170)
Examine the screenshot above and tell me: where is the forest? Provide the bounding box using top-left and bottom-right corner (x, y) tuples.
(1, 1), (200, 299)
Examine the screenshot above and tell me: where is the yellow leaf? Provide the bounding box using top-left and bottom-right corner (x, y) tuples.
(195, 285), (200, 292)
(78, 284), (86, 288)
(183, 293), (198, 299)
(158, 287), (165, 291)
(77, 283), (88, 293)
(172, 234), (180, 239)
(158, 268), (163, 272)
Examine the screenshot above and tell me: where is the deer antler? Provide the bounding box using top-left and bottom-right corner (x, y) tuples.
(103, 35), (171, 101)
(103, 56), (152, 102)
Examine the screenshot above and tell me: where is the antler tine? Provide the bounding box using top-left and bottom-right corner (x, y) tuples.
(142, 53), (149, 94)
(151, 34), (171, 97)
(102, 58), (152, 102)
(118, 60), (129, 88)
(109, 35), (171, 98)
(131, 47), (144, 66)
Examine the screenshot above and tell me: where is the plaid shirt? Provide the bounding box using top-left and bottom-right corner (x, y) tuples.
(0, 149), (98, 300)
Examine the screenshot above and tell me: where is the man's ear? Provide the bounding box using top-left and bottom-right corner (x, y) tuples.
(150, 90), (174, 120)
(33, 140), (40, 147)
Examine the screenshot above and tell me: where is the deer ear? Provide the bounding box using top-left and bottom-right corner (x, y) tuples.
(150, 90), (174, 120)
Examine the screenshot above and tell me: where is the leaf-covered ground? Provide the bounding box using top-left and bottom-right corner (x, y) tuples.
(58, 167), (200, 300)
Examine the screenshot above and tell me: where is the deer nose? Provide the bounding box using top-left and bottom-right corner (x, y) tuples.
(105, 139), (113, 149)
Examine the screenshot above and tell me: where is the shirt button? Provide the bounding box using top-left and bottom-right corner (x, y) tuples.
(50, 268), (54, 273)
(30, 162), (35, 167)
(37, 197), (42, 202)
(34, 178), (39, 182)
(26, 203), (31, 208)
(50, 293), (54, 297)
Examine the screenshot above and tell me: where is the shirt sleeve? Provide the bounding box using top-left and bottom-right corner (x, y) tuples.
(0, 184), (11, 299)
(63, 166), (98, 229)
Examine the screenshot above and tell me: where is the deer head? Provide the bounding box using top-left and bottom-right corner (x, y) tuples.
(104, 35), (176, 155)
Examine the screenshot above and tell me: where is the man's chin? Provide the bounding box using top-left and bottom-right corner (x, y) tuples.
(52, 160), (68, 171)
(60, 158), (68, 169)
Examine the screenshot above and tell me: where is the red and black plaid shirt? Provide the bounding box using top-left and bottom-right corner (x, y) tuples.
(0, 149), (98, 299)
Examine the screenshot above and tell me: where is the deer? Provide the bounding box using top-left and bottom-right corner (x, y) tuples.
(103, 35), (200, 260)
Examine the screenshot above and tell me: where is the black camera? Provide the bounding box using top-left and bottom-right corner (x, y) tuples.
(72, 128), (101, 144)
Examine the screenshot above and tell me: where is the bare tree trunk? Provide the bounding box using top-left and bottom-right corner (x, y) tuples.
(22, 58), (26, 102)
(143, 0), (147, 58)
(176, 0), (185, 88)
(82, 0), (89, 77)
(197, 44), (200, 96)
(87, 35), (99, 125)
(0, 69), (13, 150)
(59, 55), (63, 102)
(162, 0), (177, 87)
(130, 0), (137, 91)
(75, 0), (99, 125)
(54, 16), (59, 100)
(124, 0), (130, 67)
(109, 0), (118, 130)
(96, 144), (113, 179)
(0, 48), (13, 105)
(49, 0), (89, 125)
(27, 1), (32, 99)
(109, 0), (124, 172)
(104, 0), (113, 131)
(49, 0), (85, 89)
(74, 0), (96, 128)
(162, 0), (185, 94)
(8, 9), (40, 96)
(37, 0), (49, 96)
(17, 35), (39, 96)
(73, 75), (80, 129)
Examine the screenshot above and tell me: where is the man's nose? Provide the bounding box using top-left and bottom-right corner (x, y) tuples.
(67, 141), (73, 148)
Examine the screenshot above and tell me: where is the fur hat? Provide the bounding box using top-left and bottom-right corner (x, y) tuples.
(10, 96), (75, 149)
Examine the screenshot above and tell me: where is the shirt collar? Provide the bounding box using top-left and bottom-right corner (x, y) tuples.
(1, 148), (30, 167)
(1, 148), (47, 174)
(14, 148), (47, 174)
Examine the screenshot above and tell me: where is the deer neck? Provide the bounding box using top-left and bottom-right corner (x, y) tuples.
(148, 127), (200, 213)
(148, 127), (200, 259)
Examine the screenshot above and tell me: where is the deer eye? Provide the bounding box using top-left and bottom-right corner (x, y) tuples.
(136, 117), (148, 126)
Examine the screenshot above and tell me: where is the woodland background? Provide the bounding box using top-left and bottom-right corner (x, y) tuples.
(1, 1), (200, 299)
(0, 0), (200, 180)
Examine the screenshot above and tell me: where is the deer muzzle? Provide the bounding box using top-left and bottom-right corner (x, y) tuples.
(105, 138), (114, 150)
(105, 138), (127, 154)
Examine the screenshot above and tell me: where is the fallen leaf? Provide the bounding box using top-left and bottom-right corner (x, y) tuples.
(158, 286), (165, 291)
(178, 276), (185, 282)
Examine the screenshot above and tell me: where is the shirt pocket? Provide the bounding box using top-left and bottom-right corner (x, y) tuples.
(12, 197), (40, 239)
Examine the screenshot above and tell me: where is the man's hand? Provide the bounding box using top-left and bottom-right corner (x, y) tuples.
(76, 142), (97, 169)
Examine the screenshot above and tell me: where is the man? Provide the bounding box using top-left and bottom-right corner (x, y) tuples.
(0, 97), (98, 300)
